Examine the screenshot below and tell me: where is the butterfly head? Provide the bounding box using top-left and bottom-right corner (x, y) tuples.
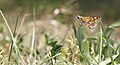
(76, 15), (82, 20)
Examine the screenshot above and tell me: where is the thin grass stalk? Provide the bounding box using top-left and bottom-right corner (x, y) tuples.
(15, 14), (27, 40)
(0, 10), (15, 42)
(29, 22), (35, 63)
(0, 10), (17, 62)
(14, 14), (28, 65)
(8, 12), (19, 61)
(40, 53), (61, 65)
(0, 10), (19, 64)
(99, 25), (103, 62)
(0, 10), (26, 64)
(29, 8), (36, 64)
(106, 39), (114, 65)
(13, 14), (28, 64)
(33, 8), (36, 60)
(14, 14), (27, 64)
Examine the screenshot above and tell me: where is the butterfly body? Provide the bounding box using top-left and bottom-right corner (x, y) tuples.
(76, 15), (101, 31)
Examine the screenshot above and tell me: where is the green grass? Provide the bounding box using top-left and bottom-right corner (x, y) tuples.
(0, 10), (120, 65)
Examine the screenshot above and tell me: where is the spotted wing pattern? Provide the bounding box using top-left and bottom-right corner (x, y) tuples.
(77, 15), (101, 31)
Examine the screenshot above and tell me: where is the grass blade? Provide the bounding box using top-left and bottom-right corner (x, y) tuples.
(99, 25), (103, 62)
(76, 26), (85, 53)
(99, 52), (119, 65)
(8, 12), (19, 61)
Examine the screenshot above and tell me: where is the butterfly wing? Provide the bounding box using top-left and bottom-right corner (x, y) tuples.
(87, 17), (99, 29)
(76, 15), (101, 31)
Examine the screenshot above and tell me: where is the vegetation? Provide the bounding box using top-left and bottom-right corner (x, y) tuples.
(0, 0), (120, 65)
(0, 9), (120, 65)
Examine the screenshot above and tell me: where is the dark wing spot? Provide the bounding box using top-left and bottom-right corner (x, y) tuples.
(93, 17), (99, 21)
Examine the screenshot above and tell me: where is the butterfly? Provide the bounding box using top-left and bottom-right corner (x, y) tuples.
(76, 15), (101, 31)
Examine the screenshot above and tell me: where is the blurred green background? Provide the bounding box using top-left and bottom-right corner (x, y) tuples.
(0, 0), (120, 24)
